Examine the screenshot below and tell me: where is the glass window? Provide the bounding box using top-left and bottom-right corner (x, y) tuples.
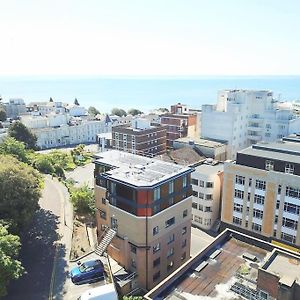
(199, 180), (204, 187)
(234, 189), (244, 199)
(153, 271), (160, 282)
(167, 234), (175, 244)
(191, 178), (198, 185)
(181, 252), (186, 260)
(255, 180), (266, 190)
(233, 217), (242, 225)
(265, 160), (274, 171)
(153, 226), (159, 236)
(253, 209), (263, 219)
(206, 194), (213, 200)
(165, 217), (175, 228)
(99, 209), (106, 220)
(285, 163), (294, 174)
(192, 202), (198, 209)
(167, 260), (174, 271)
(130, 245), (137, 254)
(183, 209), (188, 218)
(192, 191), (198, 197)
(154, 187), (161, 201)
(153, 243), (160, 253)
(183, 175), (187, 188)
(182, 226), (187, 235)
(199, 204), (203, 211)
(206, 182), (213, 188)
(286, 186), (300, 199)
(233, 203), (243, 213)
(205, 206), (212, 212)
(153, 257), (160, 267)
(235, 175), (245, 185)
(169, 181), (174, 194)
(252, 223), (262, 232)
(254, 194), (265, 205)
(167, 247), (174, 257)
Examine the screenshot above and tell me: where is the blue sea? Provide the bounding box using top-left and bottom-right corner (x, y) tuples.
(0, 76), (299, 114)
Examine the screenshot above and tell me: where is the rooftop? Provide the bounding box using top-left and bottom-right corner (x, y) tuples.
(194, 160), (224, 174)
(175, 137), (226, 148)
(160, 148), (205, 166)
(145, 229), (300, 300)
(94, 150), (192, 187)
(238, 139), (300, 164)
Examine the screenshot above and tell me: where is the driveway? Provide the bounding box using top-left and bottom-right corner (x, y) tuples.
(65, 163), (94, 189)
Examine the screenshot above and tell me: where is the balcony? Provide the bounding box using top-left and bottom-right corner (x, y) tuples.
(247, 135), (262, 141)
(247, 126), (263, 131)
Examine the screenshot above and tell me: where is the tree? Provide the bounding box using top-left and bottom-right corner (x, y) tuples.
(158, 107), (169, 113)
(32, 155), (55, 174)
(0, 107), (6, 122)
(128, 108), (143, 116)
(70, 185), (95, 215)
(111, 108), (127, 117)
(8, 121), (37, 150)
(49, 97), (54, 102)
(74, 98), (80, 106)
(0, 137), (28, 162)
(0, 224), (24, 297)
(0, 155), (41, 232)
(88, 106), (100, 116)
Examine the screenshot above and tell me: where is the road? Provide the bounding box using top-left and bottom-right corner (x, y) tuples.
(4, 176), (67, 300)
(65, 163), (94, 189)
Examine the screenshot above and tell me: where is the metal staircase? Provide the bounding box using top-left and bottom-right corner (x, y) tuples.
(95, 228), (116, 257)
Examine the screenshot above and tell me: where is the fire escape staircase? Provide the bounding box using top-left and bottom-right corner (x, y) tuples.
(95, 228), (116, 257)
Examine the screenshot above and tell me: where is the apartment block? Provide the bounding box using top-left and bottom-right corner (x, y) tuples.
(112, 118), (166, 157)
(191, 160), (224, 231)
(222, 136), (300, 247)
(3, 98), (27, 119)
(94, 150), (193, 290)
(201, 89), (300, 159)
(160, 113), (198, 148)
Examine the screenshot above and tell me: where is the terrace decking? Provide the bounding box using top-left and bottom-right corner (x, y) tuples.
(166, 237), (268, 299)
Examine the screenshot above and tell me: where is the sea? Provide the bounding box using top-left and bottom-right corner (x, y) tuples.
(0, 76), (299, 114)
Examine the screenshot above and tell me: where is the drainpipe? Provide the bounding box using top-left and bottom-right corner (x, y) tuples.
(145, 190), (149, 290)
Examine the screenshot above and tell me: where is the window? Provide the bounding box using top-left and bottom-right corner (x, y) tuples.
(183, 209), (188, 218)
(204, 219), (211, 226)
(276, 200), (280, 209)
(281, 232), (296, 244)
(249, 178), (252, 187)
(253, 209), (263, 219)
(266, 124), (271, 129)
(235, 175), (245, 185)
(167, 234), (175, 244)
(282, 217), (298, 230)
(192, 191), (198, 197)
(206, 194), (213, 200)
(255, 180), (266, 190)
(192, 202), (198, 210)
(199, 204), (203, 211)
(153, 271), (160, 282)
(252, 223), (262, 232)
(205, 206), (212, 212)
(265, 160), (274, 171)
(154, 187), (161, 201)
(199, 193), (204, 199)
(234, 189), (244, 199)
(165, 217), (175, 228)
(194, 215), (202, 224)
(278, 185), (282, 194)
(130, 245), (137, 254)
(153, 257), (160, 267)
(233, 217), (242, 225)
(254, 194), (265, 205)
(183, 175), (187, 188)
(206, 182), (213, 188)
(234, 203), (243, 213)
(99, 209), (106, 220)
(167, 247), (174, 257)
(265, 133), (271, 137)
(101, 197), (106, 205)
(284, 202), (300, 215)
(182, 226), (187, 235)
(191, 178), (198, 185)
(286, 186), (300, 199)
(153, 226), (159, 236)
(169, 181), (174, 194)
(285, 163), (294, 174)
(199, 180), (204, 187)
(153, 203), (160, 214)
(111, 217), (118, 230)
(182, 239), (187, 248)
(153, 243), (160, 253)
(274, 215), (278, 224)
(181, 252), (186, 260)
(167, 260), (174, 271)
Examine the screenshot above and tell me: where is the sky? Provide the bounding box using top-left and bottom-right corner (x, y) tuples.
(0, 0), (299, 76)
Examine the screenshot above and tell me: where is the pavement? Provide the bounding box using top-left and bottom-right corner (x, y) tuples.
(65, 163), (95, 189)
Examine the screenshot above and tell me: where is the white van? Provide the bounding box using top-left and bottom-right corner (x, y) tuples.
(78, 283), (118, 300)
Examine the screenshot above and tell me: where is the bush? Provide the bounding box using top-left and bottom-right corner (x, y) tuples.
(70, 185), (95, 215)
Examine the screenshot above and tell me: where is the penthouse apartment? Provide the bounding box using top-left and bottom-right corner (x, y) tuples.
(112, 118), (166, 157)
(145, 229), (300, 300)
(94, 150), (193, 290)
(222, 135), (300, 247)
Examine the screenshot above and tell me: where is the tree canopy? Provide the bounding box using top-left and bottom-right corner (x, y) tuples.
(70, 185), (95, 215)
(8, 121), (37, 150)
(74, 98), (80, 106)
(88, 106), (100, 116)
(0, 107), (6, 122)
(0, 155), (41, 233)
(0, 137), (28, 163)
(127, 108), (143, 116)
(111, 107), (127, 117)
(49, 97), (54, 102)
(0, 224), (24, 297)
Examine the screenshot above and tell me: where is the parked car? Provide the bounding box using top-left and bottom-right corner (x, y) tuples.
(70, 259), (105, 284)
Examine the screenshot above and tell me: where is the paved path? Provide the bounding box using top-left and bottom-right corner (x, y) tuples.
(65, 163), (94, 189)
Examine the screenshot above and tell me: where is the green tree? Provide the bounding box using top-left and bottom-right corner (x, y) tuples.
(70, 185), (95, 215)
(158, 107), (169, 113)
(32, 155), (55, 174)
(8, 121), (37, 150)
(74, 98), (80, 106)
(88, 106), (100, 116)
(0, 137), (28, 162)
(49, 97), (53, 102)
(0, 107), (6, 122)
(0, 224), (24, 297)
(111, 108), (127, 117)
(0, 155), (41, 232)
(127, 108), (143, 116)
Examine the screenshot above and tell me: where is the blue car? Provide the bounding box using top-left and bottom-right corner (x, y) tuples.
(70, 259), (105, 284)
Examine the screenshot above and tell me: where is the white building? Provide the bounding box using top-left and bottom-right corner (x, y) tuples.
(191, 160), (224, 230)
(201, 90), (300, 159)
(3, 98), (27, 119)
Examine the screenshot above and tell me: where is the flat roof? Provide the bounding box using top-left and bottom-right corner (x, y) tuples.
(145, 229), (300, 300)
(265, 252), (300, 285)
(239, 140), (300, 164)
(175, 137), (226, 148)
(194, 162), (224, 174)
(94, 150), (192, 187)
